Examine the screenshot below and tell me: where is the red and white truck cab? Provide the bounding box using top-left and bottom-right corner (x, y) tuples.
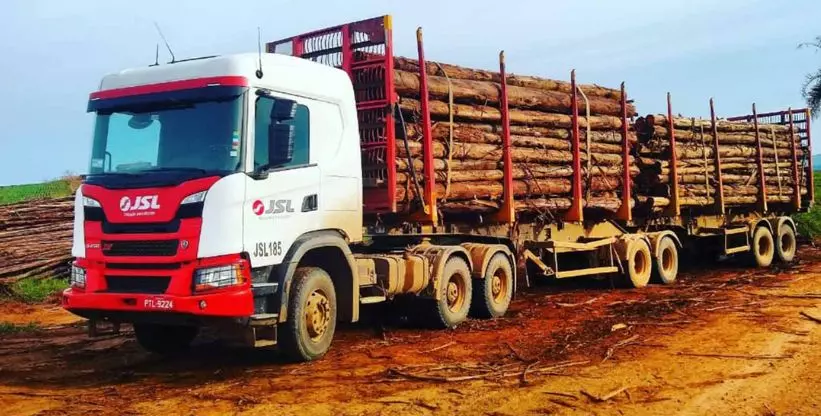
(64, 53), (365, 359)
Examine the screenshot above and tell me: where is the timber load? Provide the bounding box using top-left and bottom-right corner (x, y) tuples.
(386, 56), (636, 216)
(633, 114), (808, 210)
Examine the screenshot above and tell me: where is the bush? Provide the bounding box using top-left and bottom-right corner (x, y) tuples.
(0, 322), (41, 335)
(793, 171), (821, 240)
(0, 179), (75, 206)
(10, 278), (69, 303)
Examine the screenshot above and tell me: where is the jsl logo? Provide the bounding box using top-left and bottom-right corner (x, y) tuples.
(252, 199), (294, 216)
(120, 195), (160, 212)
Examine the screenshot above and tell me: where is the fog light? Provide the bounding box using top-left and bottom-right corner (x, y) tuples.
(199, 300), (207, 310)
(193, 264), (244, 292)
(70, 265), (86, 290)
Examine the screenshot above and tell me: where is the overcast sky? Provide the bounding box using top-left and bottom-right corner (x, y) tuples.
(1, 0), (819, 185)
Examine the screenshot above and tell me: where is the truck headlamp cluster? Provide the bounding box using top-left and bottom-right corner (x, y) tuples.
(70, 265), (87, 289)
(193, 264), (244, 292)
(82, 196), (101, 207)
(181, 191), (207, 205)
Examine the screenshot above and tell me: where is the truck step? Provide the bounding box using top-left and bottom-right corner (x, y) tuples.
(249, 313), (279, 326)
(360, 295), (387, 304)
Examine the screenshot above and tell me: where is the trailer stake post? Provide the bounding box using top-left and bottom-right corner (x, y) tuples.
(493, 51), (515, 224)
(665, 93), (680, 217)
(788, 108), (801, 210)
(806, 109), (814, 206)
(412, 27), (437, 225)
(752, 103), (768, 212)
(710, 98), (725, 215)
(616, 82), (632, 221)
(565, 70), (583, 222)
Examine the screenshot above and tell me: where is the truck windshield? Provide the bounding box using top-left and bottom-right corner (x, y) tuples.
(87, 86), (246, 176)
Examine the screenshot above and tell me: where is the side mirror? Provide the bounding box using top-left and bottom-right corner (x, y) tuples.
(268, 123), (295, 166)
(270, 99), (297, 121)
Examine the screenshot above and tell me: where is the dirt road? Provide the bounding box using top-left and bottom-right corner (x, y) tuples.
(4, 247), (821, 415)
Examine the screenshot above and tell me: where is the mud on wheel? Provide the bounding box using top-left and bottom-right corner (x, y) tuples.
(775, 222), (796, 263)
(652, 236), (679, 285)
(426, 256), (472, 329)
(751, 226), (775, 268)
(621, 239), (652, 288)
(280, 267), (337, 362)
(470, 252), (513, 319)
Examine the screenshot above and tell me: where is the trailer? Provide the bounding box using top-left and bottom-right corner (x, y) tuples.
(62, 15), (812, 362)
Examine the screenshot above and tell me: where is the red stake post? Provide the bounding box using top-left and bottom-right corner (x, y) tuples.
(709, 98), (725, 214)
(807, 109), (814, 205)
(788, 108), (801, 210)
(413, 27), (437, 224)
(565, 70), (583, 222)
(494, 51), (515, 224)
(752, 104), (768, 212)
(616, 82), (632, 221)
(666, 93), (680, 217)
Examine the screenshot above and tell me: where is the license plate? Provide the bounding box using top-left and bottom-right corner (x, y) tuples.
(143, 298), (174, 310)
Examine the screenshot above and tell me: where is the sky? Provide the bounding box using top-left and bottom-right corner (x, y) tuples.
(1, 0), (820, 185)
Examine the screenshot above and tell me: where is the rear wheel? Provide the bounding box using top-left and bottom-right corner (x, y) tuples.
(470, 253), (513, 319)
(775, 223), (797, 263)
(652, 236), (679, 285)
(751, 226), (775, 268)
(133, 324), (198, 355)
(279, 267), (337, 362)
(623, 239), (652, 288)
(427, 256), (472, 328)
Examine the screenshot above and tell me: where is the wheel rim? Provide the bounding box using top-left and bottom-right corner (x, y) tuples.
(305, 289), (331, 342)
(661, 246), (675, 274)
(781, 229), (795, 255)
(758, 233), (772, 256)
(491, 268), (508, 303)
(445, 273), (467, 312)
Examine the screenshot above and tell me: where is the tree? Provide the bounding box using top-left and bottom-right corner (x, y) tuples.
(800, 36), (821, 117)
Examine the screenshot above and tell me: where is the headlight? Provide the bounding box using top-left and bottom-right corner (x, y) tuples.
(70, 265), (87, 289)
(82, 196), (101, 207)
(181, 191), (207, 205)
(193, 264), (244, 292)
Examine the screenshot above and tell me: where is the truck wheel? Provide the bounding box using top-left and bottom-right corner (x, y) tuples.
(279, 267), (337, 362)
(623, 239), (652, 288)
(751, 226), (775, 268)
(427, 256), (472, 329)
(470, 253), (513, 319)
(133, 324), (198, 355)
(775, 223), (796, 263)
(652, 236), (679, 285)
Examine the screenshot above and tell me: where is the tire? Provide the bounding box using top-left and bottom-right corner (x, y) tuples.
(427, 256), (472, 329)
(652, 236), (679, 285)
(279, 267), (337, 362)
(133, 324), (198, 355)
(775, 223), (797, 263)
(751, 226), (775, 268)
(470, 253), (513, 319)
(623, 239), (652, 288)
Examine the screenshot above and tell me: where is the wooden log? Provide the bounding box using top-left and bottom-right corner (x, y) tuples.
(404, 122), (632, 146)
(394, 70), (632, 117)
(648, 126), (796, 148)
(648, 115), (790, 133)
(396, 140), (626, 166)
(394, 56), (624, 100)
(395, 176), (623, 202)
(396, 164), (637, 183)
(399, 98), (624, 130)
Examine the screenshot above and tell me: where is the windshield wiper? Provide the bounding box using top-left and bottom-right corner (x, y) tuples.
(143, 167), (213, 174)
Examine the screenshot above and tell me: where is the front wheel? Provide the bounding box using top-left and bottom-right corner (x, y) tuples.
(133, 324), (198, 355)
(279, 267), (337, 362)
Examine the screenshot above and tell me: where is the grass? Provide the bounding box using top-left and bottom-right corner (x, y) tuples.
(793, 171), (821, 239)
(0, 178), (77, 206)
(0, 322), (41, 335)
(10, 278), (69, 303)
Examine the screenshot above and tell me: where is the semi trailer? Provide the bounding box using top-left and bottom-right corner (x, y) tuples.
(62, 15), (813, 361)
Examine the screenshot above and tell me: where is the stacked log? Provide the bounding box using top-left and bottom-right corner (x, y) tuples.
(386, 57), (635, 215)
(634, 115), (807, 209)
(0, 197), (74, 283)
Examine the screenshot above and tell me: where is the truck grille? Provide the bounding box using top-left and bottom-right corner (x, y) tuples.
(105, 276), (171, 294)
(102, 240), (179, 257)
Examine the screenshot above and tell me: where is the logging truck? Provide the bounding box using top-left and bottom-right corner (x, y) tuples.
(62, 15), (813, 361)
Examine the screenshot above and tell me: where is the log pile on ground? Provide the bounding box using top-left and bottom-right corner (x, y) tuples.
(0, 197), (74, 283)
(385, 57), (636, 215)
(633, 115), (808, 208)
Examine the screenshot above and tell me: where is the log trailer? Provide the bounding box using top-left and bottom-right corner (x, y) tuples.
(62, 16), (813, 361)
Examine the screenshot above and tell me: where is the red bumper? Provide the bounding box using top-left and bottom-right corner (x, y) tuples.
(63, 254), (255, 320)
(62, 287), (253, 318)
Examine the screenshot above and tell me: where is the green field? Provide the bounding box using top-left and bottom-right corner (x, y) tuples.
(0, 179), (76, 206)
(793, 171), (821, 238)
